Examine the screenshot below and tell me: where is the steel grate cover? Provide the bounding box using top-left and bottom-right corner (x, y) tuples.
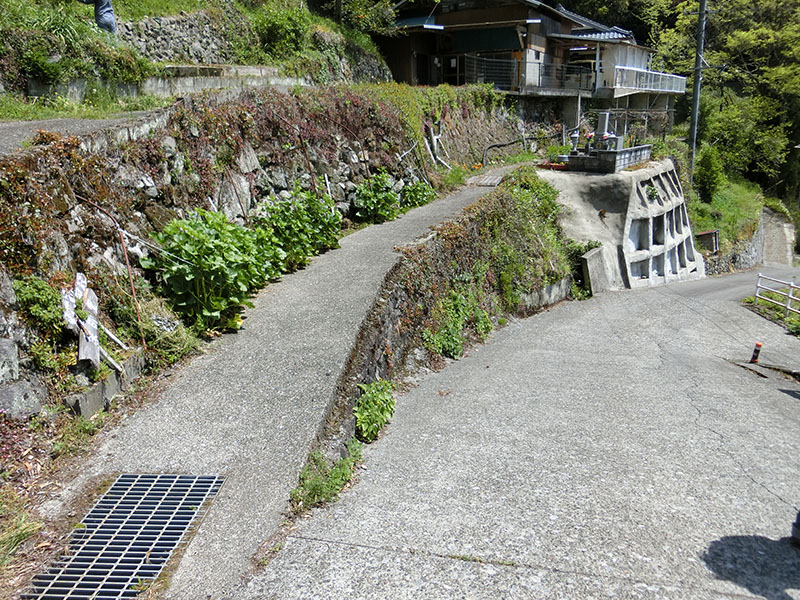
(23, 474), (224, 600)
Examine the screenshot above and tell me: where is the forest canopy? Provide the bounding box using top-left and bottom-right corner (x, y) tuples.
(561, 0), (799, 202)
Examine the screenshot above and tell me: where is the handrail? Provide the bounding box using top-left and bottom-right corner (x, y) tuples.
(754, 273), (800, 318)
(612, 66), (687, 93)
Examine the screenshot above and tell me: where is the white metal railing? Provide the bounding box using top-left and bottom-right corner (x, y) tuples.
(464, 55), (521, 91)
(613, 66), (687, 93)
(754, 273), (800, 317)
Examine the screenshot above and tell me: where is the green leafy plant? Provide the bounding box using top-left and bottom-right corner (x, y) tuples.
(141, 209), (279, 331)
(439, 165), (469, 190)
(12, 276), (64, 339)
(257, 187), (341, 271)
(353, 378), (395, 442)
(400, 180), (436, 210)
(423, 285), (492, 358)
(289, 439), (362, 512)
(251, 6), (311, 60)
(545, 144), (571, 163)
(353, 172), (400, 223)
(564, 239), (601, 300)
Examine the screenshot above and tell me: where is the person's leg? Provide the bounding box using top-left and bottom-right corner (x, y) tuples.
(94, 0), (116, 34)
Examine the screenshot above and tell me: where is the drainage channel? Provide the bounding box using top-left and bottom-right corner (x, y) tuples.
(23, 473), (224, 600)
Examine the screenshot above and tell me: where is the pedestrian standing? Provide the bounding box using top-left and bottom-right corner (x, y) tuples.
(76, 0), (117, 35)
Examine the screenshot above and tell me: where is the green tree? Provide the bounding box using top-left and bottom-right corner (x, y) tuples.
(693, 145), (726, 202)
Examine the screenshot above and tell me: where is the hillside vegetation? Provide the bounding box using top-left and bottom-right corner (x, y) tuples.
(0, 0), (388, 120)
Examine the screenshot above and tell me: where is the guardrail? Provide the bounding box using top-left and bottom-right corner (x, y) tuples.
(613, 66), (687, 94)
(754, 273), (800, 317)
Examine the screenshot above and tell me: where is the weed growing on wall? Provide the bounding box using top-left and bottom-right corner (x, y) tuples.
(353, 379), (395, 442)
(397, 166), (570, 364)
(12, 276), (65, 340)
(422, 281), (492, 358)
(289, 438), (362, 513)
(357, 83), (502, 153)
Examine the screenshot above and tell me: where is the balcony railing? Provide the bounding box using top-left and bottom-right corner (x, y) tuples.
(530, 63), (594, 91)
(612, 66), (686, 94)
(463, 55), (593, 92)
(460, 55), (684, 95)
(464, 55), (521, 91)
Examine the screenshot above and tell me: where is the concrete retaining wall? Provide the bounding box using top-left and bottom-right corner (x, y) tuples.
(620, 163), (705, 288)
(538, 159), (705, 291)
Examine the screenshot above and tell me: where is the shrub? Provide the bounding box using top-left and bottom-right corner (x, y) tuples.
(353, 172), (400, 223)
(545, 144), (571, 163)
(251, 6), (311, 59)
(141, 209), (280, 331)
(12, 276), (64, 339)
(400, 180), (436, 210)
(693, 145), (726, 202)
(353, 378), (395, 442)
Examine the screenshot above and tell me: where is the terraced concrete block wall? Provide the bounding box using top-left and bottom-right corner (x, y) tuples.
(539, 160), (704, 291)
(623, 164), (705, 288)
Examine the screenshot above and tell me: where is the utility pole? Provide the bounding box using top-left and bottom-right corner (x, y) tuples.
(688, 0), (708, 181)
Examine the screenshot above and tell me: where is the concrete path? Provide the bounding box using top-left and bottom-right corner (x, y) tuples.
(0, 113), (154, 156)
(244, 269), (800, 599)
(38, 175), (520, 599)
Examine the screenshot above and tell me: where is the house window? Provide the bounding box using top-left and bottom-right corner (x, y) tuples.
(535, 50), (541, 61)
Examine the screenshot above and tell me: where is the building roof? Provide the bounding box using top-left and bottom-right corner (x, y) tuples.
(554, 4), (635, 41)
(395, 0), (641, 45)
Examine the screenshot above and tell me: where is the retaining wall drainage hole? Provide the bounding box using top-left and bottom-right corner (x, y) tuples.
(23, 473), (224, 600)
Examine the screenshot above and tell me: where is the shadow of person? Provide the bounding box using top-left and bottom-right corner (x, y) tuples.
(703, 535), (800, 600)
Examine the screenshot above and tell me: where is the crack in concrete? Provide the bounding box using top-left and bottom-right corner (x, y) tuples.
(285, 534), (758, 599)
(684, 382), (799, 512)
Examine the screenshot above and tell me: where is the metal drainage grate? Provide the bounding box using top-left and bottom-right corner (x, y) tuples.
(23, 474), (224, 600)
(473, 175), (503, 187)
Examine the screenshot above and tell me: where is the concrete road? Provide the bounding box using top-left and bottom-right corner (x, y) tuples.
(37, 177), (513, 600)
(243, 270), (800, 599)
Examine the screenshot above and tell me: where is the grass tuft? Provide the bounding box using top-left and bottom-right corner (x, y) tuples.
(289, 439), (362, 513)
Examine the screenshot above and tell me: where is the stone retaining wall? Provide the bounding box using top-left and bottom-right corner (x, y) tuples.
(0, 85), (537, 419)
(116, 11), (391, 84)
